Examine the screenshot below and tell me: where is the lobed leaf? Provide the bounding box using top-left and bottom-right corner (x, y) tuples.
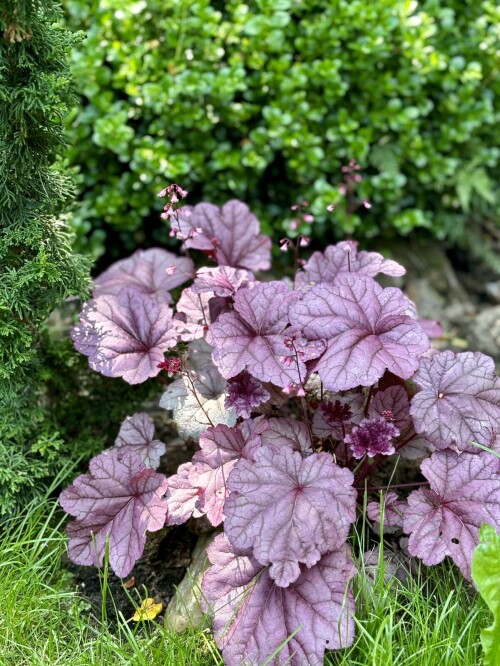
(202, 534), (356, 666)
(175, 200), (272, 270)
(93, 248), (194, 301)
(410, 350), (500, 451)
(290, 275), (429, 391)
(114, 413), (165, 469)
(296, 241), (405, 288)
(404, 450), (500, 579)
(60, 449), (168, 578)
(71, 288), (178, 384)
(225, 445), (357, 586)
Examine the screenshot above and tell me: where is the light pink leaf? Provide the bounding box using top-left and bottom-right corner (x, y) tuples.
(225, 446), (357, 586)
(71, 288), (178, 384)
(165, 462), (203, 525)
(114, 413), (165, 469)
(192, 266), (254, 297)
(60, 449), (168, 578)
(93, 248), (194, 300)
(202, 534), (356, 666)
(410, 351), (500, 451)
(403, 450), (500, 579)
(189, 421), (267, 526)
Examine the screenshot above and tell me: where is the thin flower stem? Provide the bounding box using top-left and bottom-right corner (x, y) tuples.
(364, 386), (374, 417)
(185, 371), (215, 428)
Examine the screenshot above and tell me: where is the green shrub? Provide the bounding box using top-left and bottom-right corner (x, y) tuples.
(63, 0), (499, 256)
(0, 0), (111, 513)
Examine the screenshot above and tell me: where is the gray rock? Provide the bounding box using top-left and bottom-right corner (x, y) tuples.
(469, 306), (500, 361)
(164, 533), (216, 632)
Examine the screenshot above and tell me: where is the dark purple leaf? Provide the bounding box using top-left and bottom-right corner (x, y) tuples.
(296, 241), (405, 288)
(312, 393), (364, 440)
(345, 417), (400, 458)
(165, 462), (203, 525)
(60, 449), (168, 578)
(93, 248), (194, 301)
(403, 450), (500, 579)
(71, 289), (179, 384)
(174, 200), (272, 270)
(290, 275), (429, 391)
(370, 386), (412, 432)
(192, 266), (254, 297)
(225, 372), (271, 418)
(202, 534), (356, 666)
(189, 421), (267, 526)
(410, 351), (500, 451)
(367, 491), (406, 529)
(370, 385), (431, 459)
(224, 445), (357, 586)
(207, 282), (322, 389)
(114, 413), (165, 469)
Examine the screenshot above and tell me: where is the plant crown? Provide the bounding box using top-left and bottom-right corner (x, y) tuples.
(61, 193), (500, 666)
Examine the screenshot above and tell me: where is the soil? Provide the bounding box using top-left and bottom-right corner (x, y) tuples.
(65, 238), (500, 628)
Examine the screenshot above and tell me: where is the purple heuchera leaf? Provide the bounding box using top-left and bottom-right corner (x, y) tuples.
(290, 275), (429, 391)
(173, 200), (272, 271)
(174, 288), (212, 341)
(261, 417), (313, 455)
(410, 350), (500, 451)
(71, 288), (179, 384)
(367, 492), (406, 529)
(189, 420), (267, 526)
(202, 534), (356, 666)
(93, 248), (194, 301)
(165, 462), (203, 525)
(225, 372), (271, 418)
(403, 450), (500, 579)
(114, 413), (165, 469)
(207, 282), (323, 389)
(312, 393), (364, 440)
(345, 417), (400, 458)
(60, 449), (168, 578)
(224, 445), (357, 586)
(296, 241), (405, 288)
(192, 266), (254, 297)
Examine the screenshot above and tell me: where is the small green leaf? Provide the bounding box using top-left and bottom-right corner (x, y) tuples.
(471, 524), (500, 666)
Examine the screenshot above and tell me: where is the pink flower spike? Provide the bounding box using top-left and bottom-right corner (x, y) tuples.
(303, 213), (314, 223)
(338, 184), (347, 195)
(299, 236), (310, 248)
(363, 200), (372, 209)
(327, 203), (336, 212)
(289, 219), (298, 230)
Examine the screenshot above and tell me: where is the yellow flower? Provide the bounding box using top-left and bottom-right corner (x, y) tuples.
(131, 597), (163, 622)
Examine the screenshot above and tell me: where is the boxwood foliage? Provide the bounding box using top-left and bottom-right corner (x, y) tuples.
(64, 0), (498, 256)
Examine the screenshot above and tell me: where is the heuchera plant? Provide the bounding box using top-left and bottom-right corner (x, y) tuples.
(61, 190), (500, 666)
